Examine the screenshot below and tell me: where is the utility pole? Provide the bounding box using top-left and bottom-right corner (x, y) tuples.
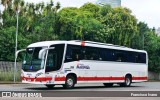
(143, 32), (144, 50)
(14, 10), (19, 83)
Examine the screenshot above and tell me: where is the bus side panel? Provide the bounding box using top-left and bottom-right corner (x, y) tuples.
(61, 61), (147, 84)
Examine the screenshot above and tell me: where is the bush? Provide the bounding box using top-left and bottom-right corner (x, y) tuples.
(0, 69), (21, 82)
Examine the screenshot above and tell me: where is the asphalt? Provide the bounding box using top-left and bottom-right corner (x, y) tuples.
(0, 82), (160, 100)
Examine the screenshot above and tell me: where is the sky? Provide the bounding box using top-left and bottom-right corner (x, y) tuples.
(0, 0), (159, 28)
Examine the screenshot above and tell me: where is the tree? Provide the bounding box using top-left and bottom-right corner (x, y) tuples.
(102, 7), (138, 46)
(1, 1), (160, 73)
(57, 6), (103, 41)
(144, 29), (160, 72)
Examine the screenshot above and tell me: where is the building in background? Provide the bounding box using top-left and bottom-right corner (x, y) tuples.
(156, 27), (160, 36)
(96, 0), (121, 7)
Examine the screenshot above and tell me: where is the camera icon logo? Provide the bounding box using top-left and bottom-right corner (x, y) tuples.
(2, 92), (11, 97)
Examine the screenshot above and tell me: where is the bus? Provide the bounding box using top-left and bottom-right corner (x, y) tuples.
(18, 40), (148, 89)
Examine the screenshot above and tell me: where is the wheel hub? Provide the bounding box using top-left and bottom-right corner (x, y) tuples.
(126, 78), (130, 85)
(67, 78), (73, 86)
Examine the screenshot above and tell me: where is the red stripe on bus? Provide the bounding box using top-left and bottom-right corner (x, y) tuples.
(54, 76), (147, 81)
(21, 76), (52, 82)
(55, 77), (66, 81)
(22, 77), (34, 81)
(21, 76), (25, 80)
(77, 77), (124, 81)
(36, 77), (52, 81)
(22, 76), (147, 82)
(132, 77), (148, 80)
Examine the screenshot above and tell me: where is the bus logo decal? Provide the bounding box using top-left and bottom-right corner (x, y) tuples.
(76, 64), (90, 69)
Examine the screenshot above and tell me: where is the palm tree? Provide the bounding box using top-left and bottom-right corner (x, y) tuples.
(55, 2), (60, 10)
(1, 0), (12, 9)
(7, 0), (12, 7)
(13, 0), (21, 12)
(40, 2), (45, 12)
(19, 0), (25, 16)
(50, 0), (54, 7)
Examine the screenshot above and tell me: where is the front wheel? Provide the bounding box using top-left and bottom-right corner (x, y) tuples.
(120, 76), (132, 87)
(63, 75), (75, 89)
(45, 84), (55, 89)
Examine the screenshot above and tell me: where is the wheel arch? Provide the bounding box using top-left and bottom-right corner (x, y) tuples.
(125, 73), (132, 82)
(66, 73), (77, 84)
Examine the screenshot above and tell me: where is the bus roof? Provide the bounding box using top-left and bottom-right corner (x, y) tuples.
(27, 40), (147, 53)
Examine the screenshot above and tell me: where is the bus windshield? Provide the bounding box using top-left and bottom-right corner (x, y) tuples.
(22, 47), (46, 72)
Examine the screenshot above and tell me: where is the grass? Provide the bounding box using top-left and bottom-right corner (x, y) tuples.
(0, 69), (21, 82)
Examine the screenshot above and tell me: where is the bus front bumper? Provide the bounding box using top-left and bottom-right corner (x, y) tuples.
(21, 76), (65, 85)
(21, 76), (53, 84)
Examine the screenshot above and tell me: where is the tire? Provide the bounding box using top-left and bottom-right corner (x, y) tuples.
(120, 76), (132, 87)
(63, 75), (75, 89)
(103, 83), (113, 87)
(45, 84), (55, 89)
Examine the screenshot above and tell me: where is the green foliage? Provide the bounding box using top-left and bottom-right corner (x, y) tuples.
(58, 7), (103, 40)
(0, 70), (21, 81)
(102, 7), (138, 46)
(144, 30), (160, 72)
(0, 1), (160, 72)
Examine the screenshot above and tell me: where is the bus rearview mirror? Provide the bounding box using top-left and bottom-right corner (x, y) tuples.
(16, 49), (26, 59)
(39, 47), (55, 59)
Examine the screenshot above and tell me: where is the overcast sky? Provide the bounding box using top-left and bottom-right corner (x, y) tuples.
(0, 0), (159, 28)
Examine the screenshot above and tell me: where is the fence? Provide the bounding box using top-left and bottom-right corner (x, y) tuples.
(0, 61), (21, 81)
(148, 71), (160, 80)
(0, 61), (21, 72)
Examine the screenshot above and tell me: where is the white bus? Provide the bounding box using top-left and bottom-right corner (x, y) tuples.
(19, 40), (148, 89)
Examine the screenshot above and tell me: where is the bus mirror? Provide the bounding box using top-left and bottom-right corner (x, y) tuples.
(16, 49), (26, 59)
(39, 47), (55, 59)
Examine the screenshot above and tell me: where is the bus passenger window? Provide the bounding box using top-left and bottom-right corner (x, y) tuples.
(135, 53), (146, 63)
(115, 51), (125, 62)
(117, 56), (122, 62)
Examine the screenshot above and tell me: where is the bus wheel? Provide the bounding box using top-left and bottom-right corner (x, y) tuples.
(120, 76), (132, 87)
(63, 75), (75, 89)
(103, 83), (113, 87)
(45, 85), (55, 89)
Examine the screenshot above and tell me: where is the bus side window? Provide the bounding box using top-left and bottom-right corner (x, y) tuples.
(127, 51), (135, 63)
(100, 49), (110, 61)
(72, 48), (81, 61)
(135, 53), (146, 63)
(140, 53), (146, 63)
(82, 47), (99, 60)
(115, 51), (122, 62)
(97, 48), (103, 61)
(65, 45), (72, 62)
(65, 45), (82, 62)
(114, 50), (126, 62)
(107, 50), (115, 61)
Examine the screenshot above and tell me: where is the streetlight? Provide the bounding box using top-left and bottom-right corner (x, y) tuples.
(14, 8), (19, 83)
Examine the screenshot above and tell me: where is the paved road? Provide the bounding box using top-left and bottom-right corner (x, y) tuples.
(0, 82), (160, 100)
(0, 82), (160, 91)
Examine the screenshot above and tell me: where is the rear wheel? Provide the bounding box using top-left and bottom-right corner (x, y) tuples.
(46, 85), (55, 89)
(120, 76), (132, 87)
(103, 83), (113, 87)
(63, 75), (75, 89)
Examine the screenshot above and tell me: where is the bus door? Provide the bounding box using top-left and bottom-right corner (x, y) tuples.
(45, 44), (65, 82)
